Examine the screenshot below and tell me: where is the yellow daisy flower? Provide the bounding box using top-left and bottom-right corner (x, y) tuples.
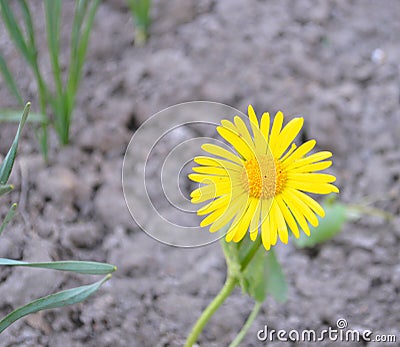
(189, 105), (339, 250)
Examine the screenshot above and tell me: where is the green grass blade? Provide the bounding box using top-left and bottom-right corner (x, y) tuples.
(127, 0), (151, 43)
(62, 0), (98, 143)
(0, 102), (30, 184)
(0, 184), (14, 197)
(127, 0), (151, 28)
(0, 109), (45, 123)
(0, 275), (111, 333)
(44, 0), (62, 97)
(0, 54), (23, 105)
(0, 203), (17, 236)
(68, 0), (90, 95)
(17, 0), (36, 53)
(0, 259), (116, 275)
(0, 0), (33, 64)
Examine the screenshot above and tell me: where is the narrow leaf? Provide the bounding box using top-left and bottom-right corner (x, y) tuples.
(0, 109), (45, 123)
(0, 54), (23, 105)
(44, 0), (63, 97)
(0, 184), (14, 197)
(0, 275), (111, 333)
(0, 0), (33, 64)
(0, 259), (116, 275)
(17, 0), (36, 53)
(0, 203), (17, 236)
(0, 102), (30, 184)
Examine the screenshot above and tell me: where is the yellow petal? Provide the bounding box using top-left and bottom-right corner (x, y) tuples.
(276, 195), (300, 238)
(191, 182), (234, 203)
(260, 112), (270, 145)
(261, 213), (271, 250)
(232, 198), (259, 242)
(217, 126), (255, 160)
(233, 116), (256, 152)
(275, 200), (288, 244)
(291, 161), (332, 173)
(275, 117), (304, 159)
(286, 180), (339, 194)
(289, 189), (325, 217)
(248, 105), (259, 127)
(269, 111), (284, 154)
(192, 166), (230, 176)
(288, 173), (337, 184)
(283, 194), (311, 236)
(268, 202), (279, 246)
(249, 199), (262, 238)
(286, 151), (332, 170)
(194, 156), (242, 172)
(282, 139), (316, 167)
(202, 143), (243, 165)
(285, 192), (319, 227)
(200, 206), (227, 228)
(225, 200), (249, 242)
(197, 194), (231, 215)
(188, 173), (230, 184)
(210, 193), (249, 232)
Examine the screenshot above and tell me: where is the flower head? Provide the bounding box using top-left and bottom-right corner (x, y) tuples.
(189, 105), (339, 250)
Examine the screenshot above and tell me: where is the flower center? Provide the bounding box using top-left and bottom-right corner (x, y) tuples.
(241, 155), (286, 199)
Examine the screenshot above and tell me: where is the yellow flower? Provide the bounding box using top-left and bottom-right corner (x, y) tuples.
(189, 105), (339, 250)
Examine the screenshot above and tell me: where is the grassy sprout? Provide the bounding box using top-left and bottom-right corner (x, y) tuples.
(126, 0), (151, 44)
(0, 103), (116, 333)
(0, 0), (100, 157)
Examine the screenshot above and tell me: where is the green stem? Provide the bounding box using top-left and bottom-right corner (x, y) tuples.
(229, 301), (262, 347)
(184, 275), (238, 347)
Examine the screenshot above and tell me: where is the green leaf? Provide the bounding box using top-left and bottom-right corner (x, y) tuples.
(0, 275), (111, 333)
(0, 184), (14, 197)
(44, 0), (63, 97)
(0, 0), (33, 64)
(0, 54), (23, 105)
(240, 247), (288, 303)
(18, 0), (36, 54)
(0, 109), (45, 123)
(0, 102), (30, 184)
(0, 203), (17, 236)
(293, 201), (348, 248)
(0, 259), (116, 275)
(264, 250), (287, 303)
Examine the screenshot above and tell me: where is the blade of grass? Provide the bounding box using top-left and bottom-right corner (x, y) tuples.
(44, 0), (64, 139)
(0, 54), (23, 105)
(44, 0), (62, 97)
(0, 102), (30, 184)
(17, 0), (36, 55)
(0, 203), (18, 236)
(62, 0), (99, 144)
(0, 259), (116, 275)
(0, 0), (32, 63)
(1, 1), (49, 157)
(0, 184), (14, 197)
(0, 109), (45, 123)
(0, 275), (111, 333)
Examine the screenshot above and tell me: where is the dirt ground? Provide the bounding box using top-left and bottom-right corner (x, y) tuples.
(0, 0), (399, 346)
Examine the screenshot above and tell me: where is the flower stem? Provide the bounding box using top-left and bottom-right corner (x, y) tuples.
(184, 275), (238, 347)
(229, 301), (262, 347)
